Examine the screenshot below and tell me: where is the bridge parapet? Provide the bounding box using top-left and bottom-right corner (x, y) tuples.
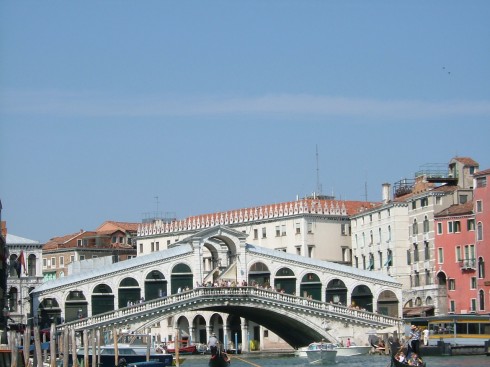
(57, 286), (400, 332)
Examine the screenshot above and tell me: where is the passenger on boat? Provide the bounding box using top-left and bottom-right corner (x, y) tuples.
(395, 351), (406, 363)
(407, 352), (423, 366)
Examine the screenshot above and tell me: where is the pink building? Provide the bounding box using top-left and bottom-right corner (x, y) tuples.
(434, 201), (477, 314)
(474, 168), (490, 313)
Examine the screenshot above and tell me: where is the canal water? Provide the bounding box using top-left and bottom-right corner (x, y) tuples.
(181, 353), (489, 367)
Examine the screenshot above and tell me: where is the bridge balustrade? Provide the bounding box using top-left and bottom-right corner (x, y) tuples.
(57, 286), (399, 332)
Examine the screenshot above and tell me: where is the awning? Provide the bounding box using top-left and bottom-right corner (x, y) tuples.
(403, 305), (434, 317)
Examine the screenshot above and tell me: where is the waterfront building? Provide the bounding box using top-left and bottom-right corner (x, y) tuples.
(0, 201), (8, 341)
(42, 221), (138, 280)
(350, 157), (479, 317)
(473, 168), (490, 313)
(434, 201), (476, 314)
(5, 232), (44, 327)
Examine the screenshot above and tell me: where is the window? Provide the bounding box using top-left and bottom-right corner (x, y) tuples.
(80, 255), (85, 261)
(139, 243), (143, 253)
(369, 214), (373, 222)
(388, 225), (392, 241)
(378, 228), (382, 244)
(436, 197), (441, 205)
(456, 246), (462, 262)
(167, 240), (171, 245)
(412, 201), (416, 210)
(478, 257), (485, 279)
(77, 239), (82, 247)
(51, 257), (56, 267)
(262, 227), (267, 238)
(423, 216), (429, 233)
(112, 236), (117, 243)
(437, 222), (443, 234)
(450, 300), (455, 312)
(295, 222), (301, 234)
(448, 279), (456, 290)
(307, 245), (314, 258)
(414, 272), (420, 286)
(281, 225), (286, 236)
(448, 221), (454, 233)
(467, 219), (475, 231)
(438, 248), (444, 264)
(307, 222), (313, 233)
(414, 244), (419, 262)
(479, 290), (485, 311)
(296, 247), (301, 256)
(407, 250), (411, 265)
(421, 197), (428, 207)
(424, 241), (430, 260)
(425, 269), (431, 285)
(459, 195), (468, 204)
(378, 251), (383, 269)
(370, 230), (373, 245)
(156, 242), (159, 251)
(253, 229), (258, 239)
(341, 223), (348, 236)
(275, 226), (280, 237)
(412, 220), (418, 235)
(477, 222), (483, 241)
(476, 200), (483, 213)
(355, 256), (359, 268)
(471, 277), (477, 289)
(476, 176), (487, 188)
(151, 242), (155, 252)
(454, 221), (461, 233)
(471, 299), (477, 312)
(70, 255), (75, 263)
(385, 250), (393, 267)
(59, 256), (64, 266)
(43, 258), (47, 268)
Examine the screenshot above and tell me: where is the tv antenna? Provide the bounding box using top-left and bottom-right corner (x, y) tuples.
(316, 145), (323, 195)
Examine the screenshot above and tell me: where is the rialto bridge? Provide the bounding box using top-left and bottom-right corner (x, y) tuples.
(31, 226), (403, 350)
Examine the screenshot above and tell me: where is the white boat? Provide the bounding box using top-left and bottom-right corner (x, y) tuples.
(334, 344), (372, 357)
(304, 342), (337, 365)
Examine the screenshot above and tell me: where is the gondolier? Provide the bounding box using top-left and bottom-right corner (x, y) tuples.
(208, 332), (219, 356)
(409, 325), (421, 355)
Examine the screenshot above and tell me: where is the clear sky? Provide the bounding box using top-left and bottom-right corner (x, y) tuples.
(1, 1), (489, 243)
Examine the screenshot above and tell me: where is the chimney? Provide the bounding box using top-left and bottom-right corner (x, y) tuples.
(382, 183), (391, 204)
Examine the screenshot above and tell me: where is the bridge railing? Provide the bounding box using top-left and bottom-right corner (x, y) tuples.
(58, 286), (400, 331)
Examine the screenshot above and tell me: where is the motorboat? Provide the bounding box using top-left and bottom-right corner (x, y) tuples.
(76, 343), (173, 367)
(304, 342), (337, 365)
(334, 344), (372, 357)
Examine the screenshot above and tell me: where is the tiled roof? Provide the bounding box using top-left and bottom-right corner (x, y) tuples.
(96, 221), (139, 232)
(474, 168), (490, 177)
(452, 157), (479, 166)
(434, 201), (474, 217)
(432, 185), (458, 193)
(43, 231), (95, 250)
(6, 234), (40, 245)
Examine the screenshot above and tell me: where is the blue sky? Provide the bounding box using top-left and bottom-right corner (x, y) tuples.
(1, 1), (489, 243)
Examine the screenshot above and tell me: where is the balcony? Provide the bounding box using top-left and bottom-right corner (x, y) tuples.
(459, 259), (476, 270)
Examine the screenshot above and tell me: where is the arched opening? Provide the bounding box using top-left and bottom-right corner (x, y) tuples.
(171, 263), (193, 294)
(248, 262), (270, 287)
(325, 279), (347, 305)
(39, 298), (61, 328)
(145, 270), (167, 300)
(300, 273), (321, 300)
(91, 284), (114, 315)
(118, 277), (141, 308)
(274, 267), (296, 294)
(27, 254), (36, 276)
(351, 285), (373, 312)
(377, 290), (399, 317)
(65, 290), (88, 323)
(227, 314), (242, 352)
(192, 315), (207, 344)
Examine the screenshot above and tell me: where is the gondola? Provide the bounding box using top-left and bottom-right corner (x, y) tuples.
(208, 350), (230, 367)
(389, 338), (426, 367)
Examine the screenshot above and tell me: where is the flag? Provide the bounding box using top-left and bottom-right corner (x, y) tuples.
(16, 250), (26, 278)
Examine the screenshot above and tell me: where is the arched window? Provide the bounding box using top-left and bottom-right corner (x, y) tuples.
(477, 222), (483, 241)
(28, 254), (36, 276)
(423, 216), (429, 233)
(412, 219), (418, 235)
(478, 257), (485, 279)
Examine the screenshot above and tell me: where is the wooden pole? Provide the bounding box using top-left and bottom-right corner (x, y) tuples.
(91, 329), (97, 367)
(50, 323), (57, 367)
(11, 332), (18, 367)
(71, 328), (78, 367)
(146, 332), (151, 362)
(23, 326), (31, 367)
(63, 328), (69, 367)
(175, 329), (180, 367)
(34, 325), (43, 367)
(96, 329), (101, 367)
(83, 330), (89, 367)
(43, 331), (48, 363)
(113, 327), (118, 367)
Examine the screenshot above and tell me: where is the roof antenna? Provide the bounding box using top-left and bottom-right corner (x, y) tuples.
(316, 145), (322, 196)
(154, 196), (160, 216)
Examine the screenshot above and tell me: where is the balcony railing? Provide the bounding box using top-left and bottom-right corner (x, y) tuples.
(459, 259), (476, 270)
